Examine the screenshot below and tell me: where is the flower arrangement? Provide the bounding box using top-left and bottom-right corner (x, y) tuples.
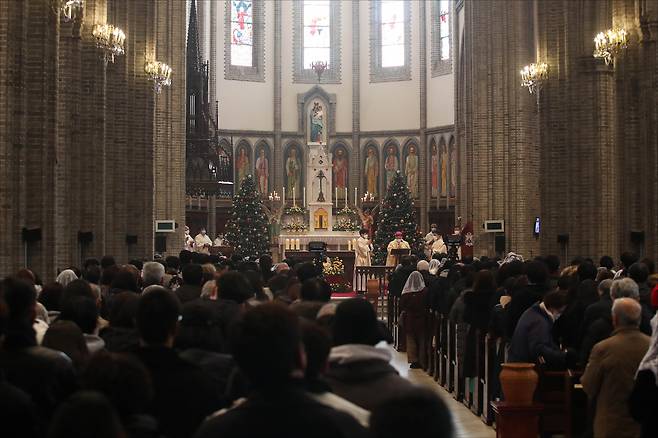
(322, 257), (352, 293)
(333, 217), (360, 232)
(323, 257), (345, 276)
(337, 206), (357, 216)
(285, 206), (307, 215)
(282, 219), (308, 233)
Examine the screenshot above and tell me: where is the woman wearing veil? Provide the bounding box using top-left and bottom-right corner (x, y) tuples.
(400, 271), (428, 369)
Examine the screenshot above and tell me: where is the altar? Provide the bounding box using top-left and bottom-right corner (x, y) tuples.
(266, 88), (365, 271)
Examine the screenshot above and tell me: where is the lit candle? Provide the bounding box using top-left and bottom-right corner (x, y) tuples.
(293, 187), (296, 207)
(335, 187), (338, 208)
(347, 239), (351, 251)
(282, 187), (286, 204)
(303, 187), (306, 207)
(295, 238), (300, 250)
(285, 238), (290, 250)
(345, 187), (348, 208)
(354, 187), (357, 206)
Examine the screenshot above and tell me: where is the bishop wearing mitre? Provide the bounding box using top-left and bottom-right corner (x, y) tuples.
(386, 231), (410, 266)
(194, 227), (213, 255)
(355, 228), (373, 267)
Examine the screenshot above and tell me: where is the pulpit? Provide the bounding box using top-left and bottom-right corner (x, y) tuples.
(390, 248), (411, 266)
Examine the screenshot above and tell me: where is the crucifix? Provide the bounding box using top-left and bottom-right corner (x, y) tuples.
(316, 170), (327, 202)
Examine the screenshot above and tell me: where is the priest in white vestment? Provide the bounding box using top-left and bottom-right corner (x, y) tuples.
(355, 228), (372, 267)
(431, 235), (447, 256)
(386, 231), (411, 266)
(424, 224), (439, 258)
(194, 228), (213, 255)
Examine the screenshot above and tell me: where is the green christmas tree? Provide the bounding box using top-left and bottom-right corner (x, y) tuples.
(224, 175), (270, 258)
(372, 171), (424, 264)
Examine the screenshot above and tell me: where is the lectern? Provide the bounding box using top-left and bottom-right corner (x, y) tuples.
(390, 248), (411, 266)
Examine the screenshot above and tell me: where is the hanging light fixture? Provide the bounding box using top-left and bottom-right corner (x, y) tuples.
(310, 61), (328, 83)
(145, 60), (173, 93)
(520, 62), (549, 95)
(593, 28), (628, 66)
(92, 24), (126, 64)
(61, 0), (84, 22)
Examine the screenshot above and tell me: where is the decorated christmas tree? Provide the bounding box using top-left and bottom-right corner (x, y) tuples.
(372, 171), (424, 264)
(224, 175), (270, 258)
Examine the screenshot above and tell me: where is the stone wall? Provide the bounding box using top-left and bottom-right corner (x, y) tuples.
(457, 0), (658, 262)
(0, 0), (186, 279)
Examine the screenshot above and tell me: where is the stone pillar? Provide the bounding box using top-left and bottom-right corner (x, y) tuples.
(458, 0), (540, 258)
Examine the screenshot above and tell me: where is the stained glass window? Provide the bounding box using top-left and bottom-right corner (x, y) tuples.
(303, 0), (331, 68)
(439, 0), (450, 60)
(380, 1), (405, 68)
(230, 0), (253, 67)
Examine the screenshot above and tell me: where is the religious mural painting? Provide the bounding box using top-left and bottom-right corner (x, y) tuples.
(403, 141), (419, 198)
(383, 141), (400, 192)
(331, 144), (349, 200)
(430, 138), (439, 198)
(254, 141), (270, 195)
(285, 143), (303, 199)
(363, 143), (379, 198)
(308, 99), (327, 145)
(449, 135), (456, 197)
(235, 141), (252, 186)
(439, 137), (448, 197)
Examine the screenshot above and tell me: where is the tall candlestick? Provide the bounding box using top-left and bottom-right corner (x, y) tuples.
(303, 187), (306, 207)
(282, 187), (285, 204)
(345, 187), (348, 208)
(335, 187), (338, 208)
(355, 187), (357, 206)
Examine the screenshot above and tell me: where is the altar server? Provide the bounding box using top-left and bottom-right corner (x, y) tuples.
(355, 229), (373, 267)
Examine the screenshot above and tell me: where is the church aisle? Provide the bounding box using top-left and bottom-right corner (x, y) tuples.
(389, 348), (496, 438)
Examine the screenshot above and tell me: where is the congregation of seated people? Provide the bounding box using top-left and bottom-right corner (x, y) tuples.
(387, 250), (658, 438)
(0, 251), (456, 438)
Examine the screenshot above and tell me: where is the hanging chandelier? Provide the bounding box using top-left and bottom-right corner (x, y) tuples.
(593, 28), (628, 66)
(92, 24), (126, 64)
(61, 0), (84, 22)
(520, 62), (549, 95)
(145, 60), (173, 93)
(310, 61), (328, 83)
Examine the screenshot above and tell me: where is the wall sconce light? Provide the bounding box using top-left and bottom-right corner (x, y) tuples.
(520, 62), (549, 95)
(92, 24), (126, 64)
(593, 28), (628, 66)
(145, 60), (172, 93)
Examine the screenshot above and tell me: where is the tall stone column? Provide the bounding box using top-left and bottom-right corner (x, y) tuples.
(458, 0), (540, 257)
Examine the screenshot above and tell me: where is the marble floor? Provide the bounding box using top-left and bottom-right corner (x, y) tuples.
(386, 346), (496, 438)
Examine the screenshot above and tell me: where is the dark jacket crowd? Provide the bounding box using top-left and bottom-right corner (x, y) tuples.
(0, 251), (456, 438)
(389, 251), (658, 438)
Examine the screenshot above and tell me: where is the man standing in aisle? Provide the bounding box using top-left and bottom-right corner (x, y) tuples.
(386, 231), (410, 267)
(194, 227), (213, 255)
(355, 228), (372, 267)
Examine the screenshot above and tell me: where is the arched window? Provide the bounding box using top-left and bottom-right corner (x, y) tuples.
(293, 0), (341, 83)
(432, 0), (452, 76)
(225, 0), (265, 81)
(370, 1), (411, 82)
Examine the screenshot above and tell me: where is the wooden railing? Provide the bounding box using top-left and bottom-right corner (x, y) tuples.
(398, 309), (589, 436)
